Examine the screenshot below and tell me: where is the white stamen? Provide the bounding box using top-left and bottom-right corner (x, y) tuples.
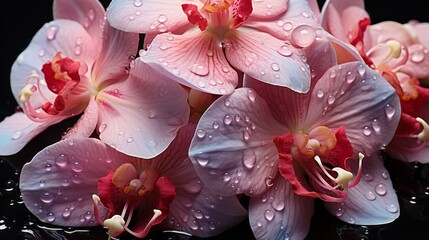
(19, 84), (35, 103)
(92, 194), (100, 205)
(416, 117), (429, 142)
(104, 215), (125, 238)
(313, 155), (336, 182)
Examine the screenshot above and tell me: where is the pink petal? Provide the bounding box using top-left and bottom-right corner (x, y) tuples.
(19, 138), (132, 226)
(249, 177), (314, 240)
(225, 28), (310, 93)
(246, 0), (319, 41)
(53, 0), (105, 38)
(413, 22), (429, 48)
(0, 112), (57, 156)
(189, 88), (285, 197)
(11, 20), (98, 100)
(324, 153), (400, 224)
(250, 0), (288, 19)
(305, 62), (401, 155)
(140, 31), (238, 95)
(387, 134), (429, 164)
(62, 97), (98, 139)
(107, 0), (192, 35)
(96, 60), (189, 159)
(91, 22), (140, 85)
(364, 21), (417, 52)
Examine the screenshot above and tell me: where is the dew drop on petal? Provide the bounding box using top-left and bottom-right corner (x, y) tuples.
(99, 124), (107, 133)
(212, 121), (219, 129)
(265, 177), (274, 187)
(291, 25), (316, 48)
(243, 150), (256, 169)
(316, 89), (324, 98)
(386, 203), (398, 213)
(197, 158), (209, 166)
(335, 205), (345, 217)
(45, 163), (52, 172)
(371, 119), (381, 133)
(278, 44), (293, 57)
(47, 212), (56, 223)
(357, 64), (366, 77)
(147, 140), (157, 148)
(283, 22), (293, 31)
(271, 63), (280, 71)
(133, 0), (143, 7)
(364, 190), (376, 201)
(39, 180), (45, 187)
(46, 25), (59, 41)
(223, 172), (231, 182)
(346, 71), (356, 83)
(385, 104), (395, 119)
(71, 160), (83, 173)
(327, 94), (335, 105)
(264, 210), (274, 221)
(410, 51), (425, 63)
(55, 154), (69, 167)
(363, 173), (374, 182)
(224, 115), (232, 125)
(256, 221), (262, 227)
(62, 208), (71, 219)
(126, 137), (134, 143)
(362, 126), (372, 136)
(271, 199), (285, 211)
(190, 64), (209, 76)
(381, 170), (389, 179)
(40, 192), (54, 204)
(375, 183), (387, 196)
(11, 131), (23, 140)
(196, 129), (206, 138)
(158, 14), (168, 23)
(247, 89), (256, 102)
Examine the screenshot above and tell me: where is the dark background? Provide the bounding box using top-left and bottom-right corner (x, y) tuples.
(1, 1), (429, 239)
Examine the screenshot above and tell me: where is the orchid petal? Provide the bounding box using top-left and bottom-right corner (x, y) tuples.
(225, 28), (310, 93)
(19, 138), (132, 226)
(249, 177), (314, 240)
(97, 60), (189, 159)
(62, 97), (98, 139)
(91, 22), (140, 86)
(189, 88), (285, 197)
(324, 153), (400, 224)
(364, 21), (417, 51)
(413, 22), (429, 48)
(399, 44), (429, 79)
(246, 0), (319, 41)
(250, 0), (287, 20)
(0, 112), (59, 156)
(10, 20), (97, 102)
(305, 62), (400, 155)
(140, 31), (238, 95)
(107, 0), (191, 35)
(53, 0), (105, 38)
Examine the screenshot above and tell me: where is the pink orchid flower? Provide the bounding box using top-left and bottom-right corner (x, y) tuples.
(189, 54), (401, 239)
(320, 0), (429, 163)
(0, 0), (190, 158)
(106, 0), (324, 95)
(19, 124), (247, 239)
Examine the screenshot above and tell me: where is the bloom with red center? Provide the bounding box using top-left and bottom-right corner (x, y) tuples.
(107, 0), (323, 95)
(320, 0), (429, 163)
(189, 57), (401, 239)
(19, 124), (247, 238)
(0, 0), (189, 158)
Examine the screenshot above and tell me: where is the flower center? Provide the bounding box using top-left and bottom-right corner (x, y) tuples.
(92, 163), (176, 239)
(274, 126), (364, 202)
(18, 52), (87, 121)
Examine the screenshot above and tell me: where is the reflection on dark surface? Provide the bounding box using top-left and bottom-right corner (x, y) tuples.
(0, 120), (428, 239)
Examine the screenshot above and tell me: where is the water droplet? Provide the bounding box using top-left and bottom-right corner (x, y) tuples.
(271, 199), (285, 211)
(40, 192), (54, 203)
(99, 124), (107, 133)
(197, 157), (209, 166)
(327, 95), (335, 105)
(347, 217), (355, 224)
(190, 220), (199, 230)
(11, 131), (23, 140)
(335, 206), (345, 217)
(381, 170), (389, 179)
(362, 126), (372, 136)
(243, 130), (250, 141)
(385, 104), (395, 119)
(357, 64), (366, 77)
(316, 89), (324, 98)
(386, 203), (398, 213)
(85, 211), (92, 220)
(247, 89), (256, 102)
(256, 221), (262, 227)
(224, 98), (231, 107)
(39, 180), (45, 187)
(265, 177), (274, 187)
(264, 210), (274, 221)
(375, 183), (387, 196)
(209, 221), (216, 230)
(363, 173), (374, 182)
(133, 0), (143, 7)
(224, 115), (232, 125)
(410, 51), (425, 63)
(346, 71), (356, 83)
(147, 140), (157, 148)
(158, 14), (168, 23)
(190, 64), (209, 76)
(302, 12), (310, 18)
(234, 114), (241, 122)
(271, 63), (280, 71)
(71, 160), (83, 173)
(45, 163), (52, 172)
(283, 22), (293, 31)
(371, 119), (381, 133)
(278, 44), (293, 57)
(212, 121), (219, 129)
(62, 208), (71, 219)
(74, 46), (82, 56)
(55, 154), (69, 167)
(46, 25), (59, 40)
(223, 172), (231, 182)
(159, 43), (170, 50)
(126, 137), (134, 143)
(47, 212), (56, 223)
(194, 210), (203, 219)
(38, 49), (45, 57)
(329, 70), (336, 79)
(291, 25), (316, 48)
(364, 190), (376, 201)
(197, 129), (206, 138)
(243, 150), (256, 169)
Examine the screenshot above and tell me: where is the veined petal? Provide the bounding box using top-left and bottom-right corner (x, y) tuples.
(0, 112), (59, 156)
(249, 177), (314, 240)
(189, 88), (285, 197)
(324, 153), (400, 224)
(387, 136), (429, 164)
(11, 20), (97, 103)
(305, 62), (400, 155)
(19, 138), (132, 226)
(399, 44), (429, 79)
(96, 60), (189, 159)
(413, 22), (429, 48)
(245, 0), (319, 41)
(107, 0), (192, 35)
(53, 0), (105, 38)
(62, 97), (98, 139)
(91, 21), (140, 85)
(141, 31), (237, 95)
(225, 28), (310, 93)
